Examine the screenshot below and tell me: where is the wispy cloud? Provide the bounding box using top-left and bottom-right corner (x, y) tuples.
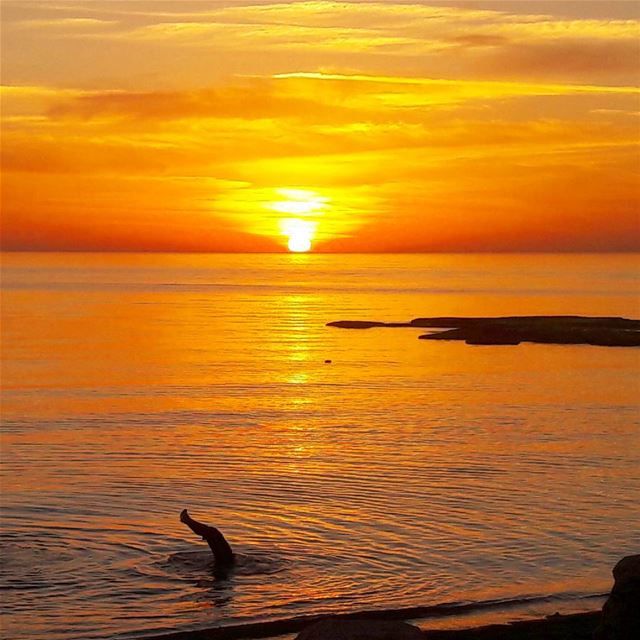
(272, 71), (640, 96)
(19, 17), (117, 28)
(8, 1), (638, 83)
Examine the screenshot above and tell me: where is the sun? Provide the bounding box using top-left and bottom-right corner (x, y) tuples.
(279, 216), (316, 253)
(267, 188), (328, 252)
(287, 233), (312, 253)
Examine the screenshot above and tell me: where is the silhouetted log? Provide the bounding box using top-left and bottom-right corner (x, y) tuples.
(296, 618), (423, 640)
(595, 555), (640, 640)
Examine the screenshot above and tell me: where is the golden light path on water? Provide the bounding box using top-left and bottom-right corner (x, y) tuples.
(1, 253), (639, 640)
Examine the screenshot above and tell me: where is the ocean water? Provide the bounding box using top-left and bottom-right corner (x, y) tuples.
(1, 252), (639, 640)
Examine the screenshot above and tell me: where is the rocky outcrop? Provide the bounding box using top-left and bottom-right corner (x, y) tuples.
(296, 618), (423, 640)
(327, 316), (640, 347)
(595, 554), (640, 640)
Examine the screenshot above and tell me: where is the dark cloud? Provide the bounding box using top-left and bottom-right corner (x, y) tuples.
(46, 83), (357, 122)
(476, 38), (640, 82)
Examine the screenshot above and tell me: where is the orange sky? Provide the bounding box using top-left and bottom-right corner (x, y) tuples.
(1, 0), (639, 252)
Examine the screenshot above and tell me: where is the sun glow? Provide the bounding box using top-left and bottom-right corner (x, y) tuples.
(288, 235), (312, 252)
(281, 217), (315, 252)
(269, 189), (329, 216)
(268, 188), (328, 252)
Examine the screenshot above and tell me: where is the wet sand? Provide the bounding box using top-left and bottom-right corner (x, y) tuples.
(424, 610), (600, 639)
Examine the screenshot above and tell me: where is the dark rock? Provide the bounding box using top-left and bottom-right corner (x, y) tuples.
(421, 327), (523, 345)
(328, 316), (640, 347)
(296, 618), (423, 640)
(410, 316), (639, 330)
(419, 325), (640, 347)
(324, 359), (332, 363)
(327, 321), (390, 329)
(595, 554), (640, 639)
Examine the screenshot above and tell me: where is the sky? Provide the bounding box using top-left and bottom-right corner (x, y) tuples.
(1, 0), (639, 252)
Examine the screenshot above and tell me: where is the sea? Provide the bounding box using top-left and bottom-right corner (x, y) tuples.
(1, 252), (639, 640)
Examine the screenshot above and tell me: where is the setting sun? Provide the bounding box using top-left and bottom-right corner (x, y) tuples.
(281, 218), (315, 252)
(266, 189), (327, 252)
(287, 234), (312, 253)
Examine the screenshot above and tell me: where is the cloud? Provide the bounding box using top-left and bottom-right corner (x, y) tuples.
(3, 0), (638, 93)
(3, 73), (638, 180)
(19, 17), (117, 29)
(272, 71), (640, 99)
(475, 38), (640, 81)
(43, 82), (364, 123)
(0, 85), (84, 99)
(448, 33), (510, 48)
(121, 20), (419, 53)
(25, 2), (637, 73)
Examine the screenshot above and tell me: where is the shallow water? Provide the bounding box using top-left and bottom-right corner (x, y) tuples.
(1, 253), (639, 639)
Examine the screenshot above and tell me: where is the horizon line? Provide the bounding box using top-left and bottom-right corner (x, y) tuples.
(2, 249), (639, 255)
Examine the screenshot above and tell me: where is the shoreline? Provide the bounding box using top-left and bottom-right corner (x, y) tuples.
(142, 608), (602, 640)
(423, 610), (600, 638)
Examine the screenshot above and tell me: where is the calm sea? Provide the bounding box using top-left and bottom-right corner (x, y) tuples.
(1, 253), (639, 640)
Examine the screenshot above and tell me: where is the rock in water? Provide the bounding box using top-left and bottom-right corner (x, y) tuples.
(327, 316), (640, 346)
(296, 618), (423, 640)
(596, 554), (640, 639)
(326, 320), (390, 329)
